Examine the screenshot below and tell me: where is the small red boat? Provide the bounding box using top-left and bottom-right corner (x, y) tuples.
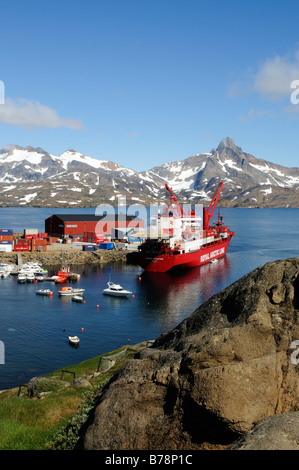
(137, 181), (234, 273)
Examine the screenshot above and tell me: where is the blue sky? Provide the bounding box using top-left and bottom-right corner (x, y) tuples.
(1, 0), (299, 171)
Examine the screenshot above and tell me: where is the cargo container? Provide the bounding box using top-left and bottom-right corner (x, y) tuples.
(24, 228), (38, 236)
(15, 239), (30, 246)
(0, 235), (13, 241)
(14, 246), (30, 252)
(0, 240), (13, 244)
(98, 242), (115, 250)
(83, 245), (95, 251)
(38, 233), (48, 239)
(31, 245), (47, 252)
(31, 238), (47, 245)
(0, 229), (13, 236)
(0, 244), (12, 252)
(25, 234), (38, 240)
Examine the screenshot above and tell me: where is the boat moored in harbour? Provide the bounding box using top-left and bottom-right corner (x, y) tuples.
(36, 289), (53, 296)
(58, 287), (85, 296)
(137, 181), (234, 273)
(102, 281), (132, 297)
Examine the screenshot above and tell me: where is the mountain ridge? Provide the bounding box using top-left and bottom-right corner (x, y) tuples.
(0, 138), (299, 207)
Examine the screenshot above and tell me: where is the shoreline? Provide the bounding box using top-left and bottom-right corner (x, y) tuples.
(0, 245), (139, 267)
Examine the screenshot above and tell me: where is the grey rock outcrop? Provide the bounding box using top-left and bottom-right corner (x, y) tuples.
(82, 257), (299, 450)
(229, 411), (299, 450)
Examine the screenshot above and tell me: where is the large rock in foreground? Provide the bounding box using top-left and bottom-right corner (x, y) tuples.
(82, 258), (299, 450)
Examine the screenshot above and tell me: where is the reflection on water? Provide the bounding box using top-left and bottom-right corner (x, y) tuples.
(140, 257), (231, 330)
(1, 207), (299, 389)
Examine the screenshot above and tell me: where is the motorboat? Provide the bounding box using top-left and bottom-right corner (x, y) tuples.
(69, 336), (80, 345)
(1, 268), (11, 278)
(0, 263), (15, 277)
(35, 273), (45, 281)
(102, 281), (132, 297)
(17, 273), (27, 283)
(26, 273), (35, 282)
(58, 287), (85, 296)
(18, 263), (48, 276)
(72, 295), (84, 302)
(36, 289), (53, 296)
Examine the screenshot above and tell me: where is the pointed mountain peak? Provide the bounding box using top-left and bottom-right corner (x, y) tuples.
(217, 137), (237, 151)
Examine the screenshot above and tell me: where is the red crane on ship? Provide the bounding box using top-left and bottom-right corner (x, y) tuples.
(164, 183), (184, 217)
(203, 181), (223, 230)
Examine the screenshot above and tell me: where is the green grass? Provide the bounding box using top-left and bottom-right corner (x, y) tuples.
(0, 346), (139, 450)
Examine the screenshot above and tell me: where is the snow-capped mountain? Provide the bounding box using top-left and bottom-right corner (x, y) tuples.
(0, 139), (299, 207)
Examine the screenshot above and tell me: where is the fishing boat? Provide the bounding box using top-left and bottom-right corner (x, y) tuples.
(102, 281), (132, 297)
(68, 335), (80, 345)
(36, 289), (53, 296)
(137, 181), (234, 273)
(58, 287), (85, 296)
(55, 265), (80, 283)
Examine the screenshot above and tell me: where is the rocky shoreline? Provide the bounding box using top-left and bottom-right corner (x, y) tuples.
(79, 256), (299, 451)
(0, 247), (137, 268)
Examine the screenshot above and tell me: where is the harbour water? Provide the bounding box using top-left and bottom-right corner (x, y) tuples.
(1, 207), (299, 390)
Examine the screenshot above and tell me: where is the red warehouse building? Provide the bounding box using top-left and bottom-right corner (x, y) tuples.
(45, 213), (144, 238)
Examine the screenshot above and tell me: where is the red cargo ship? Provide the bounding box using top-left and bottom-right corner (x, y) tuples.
(137, 181), (234, 273)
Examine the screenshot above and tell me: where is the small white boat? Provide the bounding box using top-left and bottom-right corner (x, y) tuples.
(0, 263), (15, 277)
(69, 335), (80, 345)
(102, 281), (132, 297)
(36, 289), (53, 296)
(72, 295), (84, 302)
(17, 273), (27, 283)
(26, 273), (35, 282)
(1, 270), (10, 278)
(35, 273), (45, 281)
(59, 287), (85, 296)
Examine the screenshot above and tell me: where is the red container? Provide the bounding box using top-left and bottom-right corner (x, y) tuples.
(15, 239), (30, 246)
(31, 239), (47, 246)
(25, 234), (38, 240)
(14, 246), (30, 251)
(0, 235), (13, 241)
(31, 245), (47, 252)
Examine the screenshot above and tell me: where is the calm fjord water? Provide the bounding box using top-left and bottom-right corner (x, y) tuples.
(0, 207), (299, 389)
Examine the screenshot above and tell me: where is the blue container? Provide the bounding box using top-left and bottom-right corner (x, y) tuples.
(98, 242), (115, 250)
(0, 241), (13, 244)
(83, 245), (95, 251)
(0, 229), (13, 235)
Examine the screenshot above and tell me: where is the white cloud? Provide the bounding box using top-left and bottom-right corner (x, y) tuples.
(254, 50), (299, 101)
(0, 97), (85, 130)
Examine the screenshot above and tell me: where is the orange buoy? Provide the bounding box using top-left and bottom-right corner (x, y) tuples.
(96, 305), (99, 308)
(84, 300), (86, 303)
(49, 291), (53, 296)
(81, 328), (84, 332)
(132, 294), (135, 298)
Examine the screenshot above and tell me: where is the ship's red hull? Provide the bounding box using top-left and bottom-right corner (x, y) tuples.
(138, 233), (234, 273)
